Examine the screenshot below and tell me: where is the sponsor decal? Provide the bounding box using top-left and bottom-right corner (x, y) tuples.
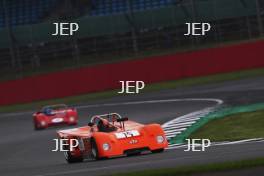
(115, 130), (140, 139)
(129, 139), (138, 144)
(52, 118), (64, 123)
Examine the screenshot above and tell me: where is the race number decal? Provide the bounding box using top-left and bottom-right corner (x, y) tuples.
(115, 130), (140, 139)
(52, 118), (64, 123)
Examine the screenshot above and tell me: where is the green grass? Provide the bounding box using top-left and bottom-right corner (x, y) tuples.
(108, 158), (264, 176)
(190, 110), (264, 142)
(1, 67), (264, 113)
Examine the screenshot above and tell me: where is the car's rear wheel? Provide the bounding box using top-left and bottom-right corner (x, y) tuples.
(64, 151), (83, 163)
(63, 142), (83, 163)
(151, 148), (164, 153)
(91, 139), (100, 160)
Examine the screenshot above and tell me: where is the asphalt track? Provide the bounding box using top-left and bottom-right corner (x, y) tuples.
(0, 77), (264, 176)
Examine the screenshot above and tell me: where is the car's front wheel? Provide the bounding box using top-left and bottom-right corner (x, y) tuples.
(34, 122), (43, 130)
(34, 123), (40, 130)
(151, 148), (164, 153)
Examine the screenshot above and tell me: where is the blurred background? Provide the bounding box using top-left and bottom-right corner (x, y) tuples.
(0, 0), (264, 80)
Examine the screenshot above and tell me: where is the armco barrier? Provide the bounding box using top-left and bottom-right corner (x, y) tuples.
(1, 40), (264, 106)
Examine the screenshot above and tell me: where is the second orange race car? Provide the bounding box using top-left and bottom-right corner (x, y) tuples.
(57, 113), (168, 163)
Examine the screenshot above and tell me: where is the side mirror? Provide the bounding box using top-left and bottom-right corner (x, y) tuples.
(88, 122), (94, 127)
(117, 117), (128, 122)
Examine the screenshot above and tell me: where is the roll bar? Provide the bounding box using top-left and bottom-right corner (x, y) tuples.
(90, 113), (122, 123)
(89, 113), (128, 130)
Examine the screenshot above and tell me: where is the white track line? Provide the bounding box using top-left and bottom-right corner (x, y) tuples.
(167, 138), (264, 150)
(164, 121), (195, 128)
(163, 124), (192, 130)
(213, 138), (264, 146)
(165, 127), (187, 132)
(173, 118), (201, 123)
(77, 98), (224, 109)
(165, 128), (187, 134)
(166, 133), (182, 138)
(0, 98), (223, 117)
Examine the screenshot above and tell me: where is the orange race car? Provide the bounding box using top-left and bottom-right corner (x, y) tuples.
(57, 113), (168, 163)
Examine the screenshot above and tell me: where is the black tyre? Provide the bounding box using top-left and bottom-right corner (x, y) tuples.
(126, 151), (141, 157)
(34, 122), (42, 130)
(63, 141), (83, 163)
(151, 148), (164, 153)
(91, 139), (100, 160)
(34, 124), (40, 130)
(64, 151), (83, 163)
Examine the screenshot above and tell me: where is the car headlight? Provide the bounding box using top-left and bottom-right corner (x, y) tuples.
(40, 121), (46, 126)
(156, 135), (164, 144)
(69, 116), (75, 122)
(102, 143), (110, 151)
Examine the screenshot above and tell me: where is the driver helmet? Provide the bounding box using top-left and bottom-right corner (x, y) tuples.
(44, 108), (52, 115)
(101, 119), (109, 126)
